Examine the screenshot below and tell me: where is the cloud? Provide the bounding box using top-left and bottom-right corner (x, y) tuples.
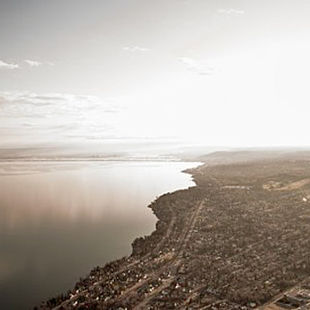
(0, 60), (19, 70)
(25, 60), (42, 67)
(217, 8), (245, 15)
(0, 91), (123, 143)
(178, 57), (215, 76)
(25, 60), (55, 67)
(0, 92), (105, 108)
(0, 59), (54, 70)
(123, 46), (150, 52)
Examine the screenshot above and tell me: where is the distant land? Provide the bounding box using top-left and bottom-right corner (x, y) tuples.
(1, 143), (310, 162)
(33, 149), (310, 309)
(0, 143), (220, 162)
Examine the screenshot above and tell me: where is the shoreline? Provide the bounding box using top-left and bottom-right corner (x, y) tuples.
(38, 161), (202, 309)
(39, 163), (203, 309)
(39, 152), (310, 309)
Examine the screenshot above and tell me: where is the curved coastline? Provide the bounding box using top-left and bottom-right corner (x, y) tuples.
(40, 154), (310, 309)
(39, 162), (203, 309)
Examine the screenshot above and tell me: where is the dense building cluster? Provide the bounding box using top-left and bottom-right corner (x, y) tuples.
(39, 157), (310, 310)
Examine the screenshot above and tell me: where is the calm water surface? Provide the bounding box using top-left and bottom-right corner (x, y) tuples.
(0, 161), (199, 309)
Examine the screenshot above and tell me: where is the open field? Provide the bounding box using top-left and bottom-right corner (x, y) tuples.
(39, 152), (310, 310)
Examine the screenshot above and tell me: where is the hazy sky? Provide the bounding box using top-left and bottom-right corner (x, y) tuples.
(1, 0), (310, 147)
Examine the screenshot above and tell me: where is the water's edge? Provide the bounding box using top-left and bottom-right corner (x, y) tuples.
(40, 162), (203, 307)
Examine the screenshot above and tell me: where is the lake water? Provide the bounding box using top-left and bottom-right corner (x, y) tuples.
(0, 161), (199, 309)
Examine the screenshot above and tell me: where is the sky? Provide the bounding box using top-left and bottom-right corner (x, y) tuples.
(1, 0), (310, 149)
